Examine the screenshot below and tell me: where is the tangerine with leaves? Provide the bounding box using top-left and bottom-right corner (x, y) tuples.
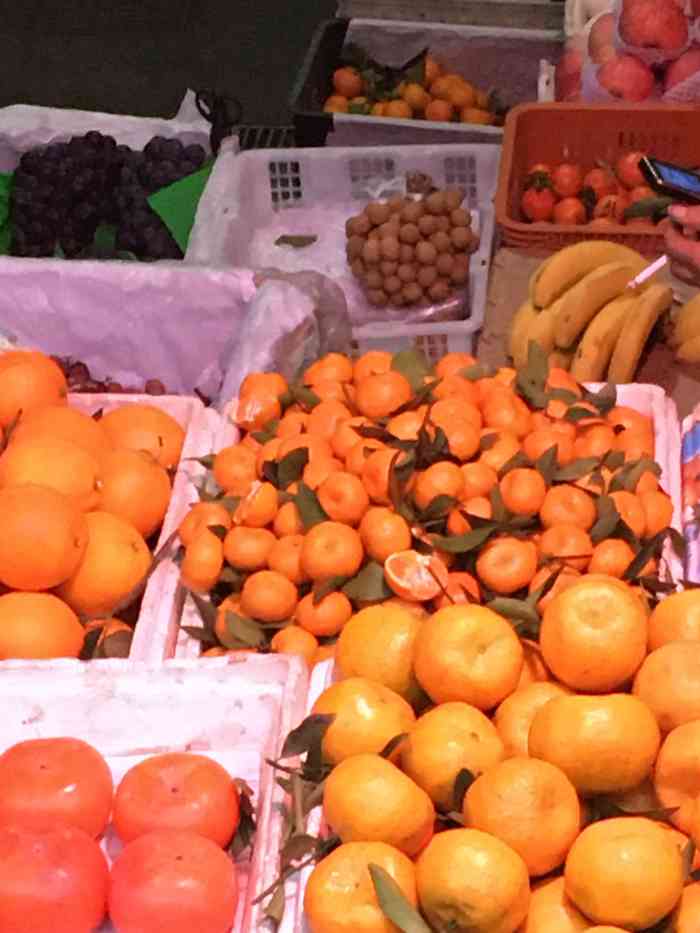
(113, 752), (240, 848)
(481, 388), (533, 438)
(361, 448), (404, 506)
(634, 641), (700, 733)
(416, 828), (530, 933)
(307, 400), (353, 441)
(212, 444), (257, 497)
(99, 403), (184, 470)
(414, 603), (524, 709)
(179, 501), (232, 547)
(239, 569), (298, 622)
(354, 370), (412, 419)
(359, 506), (412, 563)
(540, 485), (596, 531)
(459, 461), (497, 499)
(296, 591), (353, 637)
(529, 693), (660, 795)
(588, 538), (636, 577)
(537, 524), (593, 572)
(323, 753), (435, 857)
(336, 603), (424, 704)
(609, 490), (647, 539)
(434, 351), (476, 379)
(475, 536), (539, 594)
(523, 427), (575, 466)
(310, 677), (416, 766)
(517, 638), (552, 687)
(528, 565), (581, 612)
(273, 500), (304, 537)
(223, 525), (275, 572)
(239, 370), (288, 400)
(647, 589), (700, 650)
(479, 430), (521, 473)
(352, 350), (393, 383)
(494, 681), (571, 758)
(639, 488), (674, 538)
(268, 534), (308, 585)
(0, 484), (88, 591)
(431, 397), (482, 433)
(304, 840), (417, 933)
(0, 737), (113, 838)
(301, 521), (364, 581)
(413, 460), (465, 511)
(654, 720), (700, 834)
(500, 467), (547, 516)
(270, 625), (319, 666)
(520, 876), (588, 933)
(401, 701), (505, 811)
(564, 817), (684, 930)
(463, 756), (581, 876)
(539, 575), (647, 692)
(433, 570), (481, 609)
(233, 481), (278, 528)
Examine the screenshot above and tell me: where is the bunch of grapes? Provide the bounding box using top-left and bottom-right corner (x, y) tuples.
(345, 188), (480, 308)
(9, 132), (206, 262)
(51, 355), (168, 395)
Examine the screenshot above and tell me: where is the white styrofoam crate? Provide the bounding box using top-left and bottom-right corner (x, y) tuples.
(187, 141), (500, 361)
(0, 654), (309, 933)
(681, 408), (700, 582)
(0, 392), (209, 667)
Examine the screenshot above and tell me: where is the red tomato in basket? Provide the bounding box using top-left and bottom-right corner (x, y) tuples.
(112, 752), (240, 848)
(552, 163), (583, 198)
(553, 197), (587, 226)
(521, 186), (556, 223)
(109, 830), (239, 933)
(0, 824), (108, 933)
(0, 737), (113, 838)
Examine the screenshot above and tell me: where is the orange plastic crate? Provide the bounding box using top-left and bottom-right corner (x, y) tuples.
(495, 102), (700, 255)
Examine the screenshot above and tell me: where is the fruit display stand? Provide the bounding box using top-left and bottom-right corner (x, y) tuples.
(0, 654), (309, 932)
(187, 141), (498, 359)
(290, 18), (563, 147)
(496, 101), (700, 253)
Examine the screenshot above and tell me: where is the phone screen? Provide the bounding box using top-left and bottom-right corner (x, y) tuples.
(655, 161), (700, 195)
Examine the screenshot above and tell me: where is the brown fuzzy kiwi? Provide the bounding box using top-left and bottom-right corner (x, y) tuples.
(430, 231), (452, 254)
(436, 253), (455, 277)
(445, 188), (465, 211)
(384, 276), (403, 295)
(418, 214), (438, 237)
(397, 263), (417, 284)
(365, 269), (383, 290)
(380, 236), (401, 262)
(380, 260), (399, 277)
(366, 289), (389, 307)
(451, 227), (472, 252)
(362, 240), (381, 265)
(417, 266), (438, 289)
(425, 191), (448, 215)
(415, 241), (438, 265)
(399, 244), (415, 263)
(450, 208), (471, 228)
(349, 214), (372, 236)
(402, 282), (423, 305)
(450, 256), (470, 285)
(351, 259), (366, 281)
(401, 200), (424, 224)
(428, 279), (451, 302)
(347, 235), (366, 260)
(387, 195), (405, 214)
(435, 216), (451, 233)
(367, 202), (392, 226)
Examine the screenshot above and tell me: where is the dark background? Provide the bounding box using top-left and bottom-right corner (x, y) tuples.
(1, 0), (336, 123)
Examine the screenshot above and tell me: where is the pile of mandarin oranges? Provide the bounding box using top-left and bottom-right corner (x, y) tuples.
(174, 347), (700, 933)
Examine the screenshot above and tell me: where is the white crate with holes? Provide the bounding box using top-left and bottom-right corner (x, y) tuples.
(186, 140), (499, 360)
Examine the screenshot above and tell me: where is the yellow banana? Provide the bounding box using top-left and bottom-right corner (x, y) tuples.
(569, 293), (638, 383)
(555, 262), (637, 349)
(607, 284), (673, 383)
(531, 240), (648, 309)
(676, 335), (700, 363)
(669, 292), (700, 348)
(509, 301), (539, 369)
(528, 256), (554, 306)
(520, 295), (566, 358)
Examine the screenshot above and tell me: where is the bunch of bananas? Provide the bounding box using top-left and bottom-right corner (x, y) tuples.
(509, 241), (674, 383)
(667, 293), (700, 363)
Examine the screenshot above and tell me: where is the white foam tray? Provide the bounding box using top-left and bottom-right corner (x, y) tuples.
(0, 654), (308, 933)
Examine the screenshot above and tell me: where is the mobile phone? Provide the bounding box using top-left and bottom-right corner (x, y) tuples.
(640, 156), (700, 204)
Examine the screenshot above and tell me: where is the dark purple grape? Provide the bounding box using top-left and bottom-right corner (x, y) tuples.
(179, 160), (196, 177)
(145, 379), (166, 395)
(162, 138), (183, 161)
(184, 144), (206, 167)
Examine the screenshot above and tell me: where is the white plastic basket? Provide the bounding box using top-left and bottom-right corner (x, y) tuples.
(187, 141), (500, 360)
(0, 654), (309, 933)
(0, 392), (208, 667)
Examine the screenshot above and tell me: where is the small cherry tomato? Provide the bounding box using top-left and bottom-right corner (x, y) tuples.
(553, 197), (587, 225)
(552, 163), (583, 198)
(521, 185), (556, 222)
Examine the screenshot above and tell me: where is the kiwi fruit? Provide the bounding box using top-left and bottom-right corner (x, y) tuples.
(451, 227), (472, 252)
(366, 270), (383, 290)
(445, 188), (465, 211)
(399, 244), (415, 263)
(436, 216), (451, 233)
(380, 236), (401, 261)
(384, 276), (402, 295)
(401, 200), (424, 224)
(418, 214), (438, 237)
(417, 266), (438, 289)
(351, 259), (366, 281)
(347, 235), (365, 259)
(397, 263), (417, 283)
(430, 231), (452, 254)
(367, 289), (389, 307)
(380, 260), (399, 277)
(387, 195), (405, 214)
(436, 253), (455, 277)
(425, 191), (448, 215)
(402, 282), (423, 305)
(450, 208), (471, 228)
(451, 256), (470, 285)
(349, 214), (372, 236)
(428, 279), (451, 302)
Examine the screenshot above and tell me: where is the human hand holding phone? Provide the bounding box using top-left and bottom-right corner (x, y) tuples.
(664, 205), (700, 286)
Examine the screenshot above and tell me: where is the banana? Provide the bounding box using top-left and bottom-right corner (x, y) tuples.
(555, 262), (637, 349)
(520, 294), (566, 358)
(676, 335), (700, 363)
(669, 292), (700, 348)
(569, 293), (638, 382)
(528, 255), (554, 306)
(509, 301), (539, 369)
(531, 240), (648, 309)
(607, 284), (673, 383)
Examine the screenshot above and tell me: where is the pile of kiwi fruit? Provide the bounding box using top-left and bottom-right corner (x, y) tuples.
(345, 187), (479, 308)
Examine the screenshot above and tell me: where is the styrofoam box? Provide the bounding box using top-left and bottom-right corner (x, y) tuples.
(187, 141), (500, 360)
(175, 382), (683, 659)
(0, 654), (309, 933)
(0, 392), (210, 668)
(681, 408), (700, 582)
